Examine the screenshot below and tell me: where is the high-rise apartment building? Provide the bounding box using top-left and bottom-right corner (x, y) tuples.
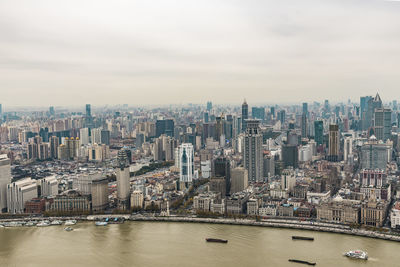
(49, 136), (59, 159)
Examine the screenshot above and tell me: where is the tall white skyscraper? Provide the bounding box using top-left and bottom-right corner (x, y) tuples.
(344, 137), (353, 163)
(116, 167), (130, 210)
(91, 128), (102, 144)
(178, 143), (194, 183)
(0, 154), (12, 212)
(80, 128), (90, 145)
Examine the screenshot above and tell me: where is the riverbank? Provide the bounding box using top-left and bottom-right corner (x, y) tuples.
(129, 216), (400, 242)
(2, 214), (400, 242)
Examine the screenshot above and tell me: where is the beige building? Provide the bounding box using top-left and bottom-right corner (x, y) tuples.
(361, 196), (388, 227)
(49, 190), (90, 213)
(230, 167), (248, 194)
(130, 190), (144, 209)
(91, 177), (109, 212)
(317, 197), (360, 224)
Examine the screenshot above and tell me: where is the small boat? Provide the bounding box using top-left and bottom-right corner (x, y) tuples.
(344, 250), (368, 260)
(64, 227), (73, 231)
(37, 221), (50, 227)
(0, 225), (4, 228)
(51, 220), (63, 225)
(206, 238), (228, 243)
(95, 221), (108, 226)
(25, 221), (36, 227)
(292, 236), (314, 241)
(65, 220), (77, 226)
(288, 259), (316, 265)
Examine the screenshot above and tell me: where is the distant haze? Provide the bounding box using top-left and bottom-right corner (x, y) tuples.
(1, 0), (400, 106)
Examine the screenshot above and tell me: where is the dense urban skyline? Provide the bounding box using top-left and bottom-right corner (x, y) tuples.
(2, 0), (400, 106)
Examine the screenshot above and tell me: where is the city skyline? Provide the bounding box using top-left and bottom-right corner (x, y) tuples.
(2, 0), (400, 106)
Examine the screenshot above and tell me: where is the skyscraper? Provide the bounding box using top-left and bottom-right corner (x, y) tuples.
(361, 136), (390, 169)
(156, 119), (175, 137)
(278, 110), (286, 124)
(212, 157), (231, 196)
(328, 124), (339, 162)
(244, 119), (263, 182)
(314, 120), (324, 146)
(85, 104), (93, 129)
(49, 106), (55, 116)
(178, 143), (194, 183)
(49, 136), (59, 159)
(252, 107), (265, 121)
(343, 137), (352, 163)
(373, 108), (391, 141)
(365, 93), (382, 131)
(100, 129), (110, 145)
(206, 101), (212, 111)
(86, 104), (91, 117)
(80, 128), (90, 145)
(301, 102), (308, 138)
(360, 96), (372, 130)
(116, 166), (130, 210)
(282, 144), (299, 169)
(241, 100), (248, 132)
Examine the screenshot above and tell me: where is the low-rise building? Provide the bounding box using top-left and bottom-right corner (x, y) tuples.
(246, 199), (259, 215)
(259, 204), (277, 216)
(316, 197), (360, 224)
(390, 202), (400, 229)
(360, 196), (388, 227)
(277, 204), (294, 217)
(49, 190), (90, 213)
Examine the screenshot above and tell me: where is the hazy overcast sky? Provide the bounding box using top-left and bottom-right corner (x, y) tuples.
(1, 0), (400, 107)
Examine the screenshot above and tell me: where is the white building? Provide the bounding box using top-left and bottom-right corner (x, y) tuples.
(178, 143), (194, 183)
(281, 168), (296, 193)
(344, 137), (353, 163)
(307, 191), (331, 205)
(40, 175), (58, 197)
(0, 154), (12, 212)
(72, 172), (102, 195)
(259, 205), (277, 216)
(80, 128), (90, 145)
(391, 202), (400, 229)
(91, 128), (102, 144)
(200, 160), (211, 179)
(7, 178), (37, 214)
(116, 167), (130, 210)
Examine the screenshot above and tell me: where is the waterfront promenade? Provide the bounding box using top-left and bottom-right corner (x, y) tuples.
(128, 215), (400, 242)
(2, 214), (400, 242)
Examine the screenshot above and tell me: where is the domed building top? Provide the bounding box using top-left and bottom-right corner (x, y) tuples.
(369, 135), (377, 141)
